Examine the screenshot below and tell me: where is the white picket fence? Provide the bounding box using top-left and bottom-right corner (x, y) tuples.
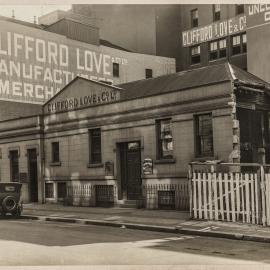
(189, 163), (270, 226)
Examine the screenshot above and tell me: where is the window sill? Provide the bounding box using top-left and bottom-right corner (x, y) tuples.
(231, 52), (247, 57)
(87, 163), (104, 168)
(154, 158), (176, 164)
(50, 161), (61, 166)
(193, 156), (216, 162)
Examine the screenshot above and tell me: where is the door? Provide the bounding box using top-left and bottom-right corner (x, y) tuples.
(28, 149), (38, 202)
(119, 142), (141, 200)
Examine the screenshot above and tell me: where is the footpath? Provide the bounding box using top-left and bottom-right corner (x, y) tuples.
(22, 203), (270, 243)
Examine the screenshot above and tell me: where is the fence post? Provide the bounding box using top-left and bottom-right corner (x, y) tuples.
(188, 164), (193, 218)
(261, 165), (266, 226)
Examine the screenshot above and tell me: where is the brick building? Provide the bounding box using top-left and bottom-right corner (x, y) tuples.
(0, 62), (269, 208)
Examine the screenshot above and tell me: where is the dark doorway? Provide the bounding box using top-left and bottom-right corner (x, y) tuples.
(237, 108), (270, 164)
(28, 149), (38, 202)
(119, 141), (141, 200)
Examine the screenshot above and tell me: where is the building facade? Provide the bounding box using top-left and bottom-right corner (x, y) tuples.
(70, 4), (270, 85)
(0, 15), (175, 104)
(0, 63), (268, 209)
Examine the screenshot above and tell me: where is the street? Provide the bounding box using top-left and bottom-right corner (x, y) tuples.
(0, 218), (270, 266)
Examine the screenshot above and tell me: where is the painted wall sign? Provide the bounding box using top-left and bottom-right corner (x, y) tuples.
(247, 4), (270, 28)
(143, 158), (153, 175)
(47, 89), (118, 113)
(0, 20), (175, 104)
(182, 15), (247, 47)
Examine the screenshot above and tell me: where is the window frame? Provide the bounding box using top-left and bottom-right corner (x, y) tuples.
(89, 128), (102, 165)
(190, 45), (201, 65)
(9, 150), (19, 182)
(213, 4), (221, 21)
(156, 118), (174, 160)
(145, 68), (153, 79)
(209, 38), (227, 61)
(191, 9), (198, 28)
(113, 62), (120, 78)
(235, 4), (244, 15)
(231, 33), (247, 56)
(51, 141), (60, 163)
(194, 113), (214, 158)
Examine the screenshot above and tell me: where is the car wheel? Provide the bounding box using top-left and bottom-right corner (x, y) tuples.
(2, 196), (17, 212)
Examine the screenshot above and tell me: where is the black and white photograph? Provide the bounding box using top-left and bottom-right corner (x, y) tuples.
(0, 1), (269, 269)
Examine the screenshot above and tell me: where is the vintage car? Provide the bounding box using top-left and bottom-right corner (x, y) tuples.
(0, 183), (22, 217)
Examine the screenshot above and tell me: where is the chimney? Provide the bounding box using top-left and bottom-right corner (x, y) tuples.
(12, 10), (15, 19)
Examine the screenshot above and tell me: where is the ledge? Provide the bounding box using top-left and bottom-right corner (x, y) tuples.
(87, 163), (104, 168)
(192, 156), (216, 162)
(154, 158), (176, 164)
(50, 161), (61, 166)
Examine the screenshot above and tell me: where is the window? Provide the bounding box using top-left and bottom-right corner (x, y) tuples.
(209, 41), (218, 60)
(213, 4), (221, 21)
(57, 182), (67, 199)
(145, 68), (153, 79)
(113, 63), (119, 77)
(236, 4), (244, 15)
(51, 142), (60, 163)
(219, 39), (227, 58)
(195, 114), (214, 157)
(10, 150), (19, 182)
(191, 45), (200, 65)
(191, 9), (198, 28)
(242, 33), (247, 53)
(45, 183), (54, 198)
(156, 119), (173, 159)
(209, 39), (227, 60)
(89, 128), (102, 164)
(232, 33), (247, 55)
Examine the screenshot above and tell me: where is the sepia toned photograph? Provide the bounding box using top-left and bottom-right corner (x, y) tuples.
(0, 1), (269, 269)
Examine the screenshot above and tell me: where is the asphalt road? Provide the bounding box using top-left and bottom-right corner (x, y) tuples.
(0, 218), (270, 266)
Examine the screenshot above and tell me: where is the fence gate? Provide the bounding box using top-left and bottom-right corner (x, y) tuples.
(189, 163), (263, 225)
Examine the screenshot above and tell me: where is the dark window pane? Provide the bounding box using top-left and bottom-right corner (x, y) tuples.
(191, 55), (200, 64)
(52, 142), (60, 162)
(145, 69), (153, 79)
(210, 51), (218, 60)
(219, 48), (227, 58)
(45, 183), (54, 198)
(57, 182), (66, 198)
(191, 9), (198, 27)
(232, 45), (241, 55)
(113, 63), (119, 77)
(10, 150), (19, 182)
(89, 128), (102, 164)
(236, 4), (244, 15)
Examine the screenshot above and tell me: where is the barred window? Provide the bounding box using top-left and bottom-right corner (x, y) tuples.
(156, 119), (173, 159)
